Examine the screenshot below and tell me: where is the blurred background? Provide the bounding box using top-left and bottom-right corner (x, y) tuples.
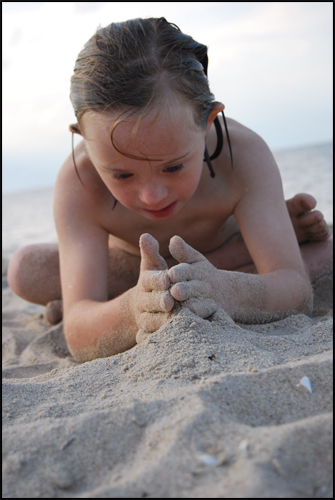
(2, 2), (333, 227)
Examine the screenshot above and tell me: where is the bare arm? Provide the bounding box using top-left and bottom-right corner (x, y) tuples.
(168, 237), (312, 324)
(168, 132), (313, 323)
(232, 131), (313, 319)
(64, 236), (175, 363)
(54, 163), (136, 361)
(64, 292), (138, 362)
(216, 267), (312, 323)
(54, 157), (173, 362)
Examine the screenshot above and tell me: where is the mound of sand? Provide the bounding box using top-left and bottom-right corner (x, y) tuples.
(2, 256), (333, 498)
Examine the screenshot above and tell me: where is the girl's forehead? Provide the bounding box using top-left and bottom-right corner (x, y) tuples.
(84, 103), (199, 137)
(82, 107), (206, 166)
(84, 106), (202, 151)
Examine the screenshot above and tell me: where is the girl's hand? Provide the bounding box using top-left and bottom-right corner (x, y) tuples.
(135, 234), (175, 344)
(168, 236), (218, 318)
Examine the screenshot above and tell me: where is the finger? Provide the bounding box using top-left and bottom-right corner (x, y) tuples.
(139, 290), (174, 313)
(169, 235), (206, 264)
(170, 280), (211, 301)
(185, 298), (217, 318)
(168, 262), (194, 283)
(140, 233), (168, 272)
(142, 270), (170, 292)
(138, 311), (171, 333)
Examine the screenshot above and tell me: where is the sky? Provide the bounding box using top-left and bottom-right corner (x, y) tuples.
(2, 2), (333, 194)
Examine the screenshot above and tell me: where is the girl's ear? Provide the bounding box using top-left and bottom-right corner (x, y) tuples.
(206, 103), (225, 133)
(69, 123), (82, 135)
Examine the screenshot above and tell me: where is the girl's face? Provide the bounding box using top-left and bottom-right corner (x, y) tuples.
(82, 106), (207, 220)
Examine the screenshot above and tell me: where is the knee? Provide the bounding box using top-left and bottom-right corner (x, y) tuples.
(7, 245), (38, 297)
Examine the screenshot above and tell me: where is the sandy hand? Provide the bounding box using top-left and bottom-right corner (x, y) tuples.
(135, 234), (175, 344)
(168, 236), (218, 319)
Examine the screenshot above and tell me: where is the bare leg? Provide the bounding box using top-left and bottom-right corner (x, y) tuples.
(7, 244), (62, 306)
(7, 243), (141, 324)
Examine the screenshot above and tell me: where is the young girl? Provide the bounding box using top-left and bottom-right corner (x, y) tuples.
(8, 18), (332, 362)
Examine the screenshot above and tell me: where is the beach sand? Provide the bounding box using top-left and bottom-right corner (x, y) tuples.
(2, 190), (333, 498)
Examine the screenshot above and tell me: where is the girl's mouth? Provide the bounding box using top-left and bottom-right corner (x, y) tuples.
(143, 201), (177, 218)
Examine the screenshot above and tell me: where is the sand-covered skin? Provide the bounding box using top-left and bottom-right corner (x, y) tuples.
(134, 234), (174, 345)
(2, 253), (333, 498)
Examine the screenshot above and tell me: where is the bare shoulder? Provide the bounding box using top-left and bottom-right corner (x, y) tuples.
(209, 116), (282, 211)
(225, 117), (279, 184)
(225, 118), (306, 275)
(224, 116), (283, 208)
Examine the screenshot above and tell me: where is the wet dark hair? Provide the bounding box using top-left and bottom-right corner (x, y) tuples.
(69, 17), (233, 205)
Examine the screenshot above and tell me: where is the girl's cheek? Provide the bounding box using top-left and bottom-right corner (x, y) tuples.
(182, 171), (202, 196)
(112, 186), (139, 206)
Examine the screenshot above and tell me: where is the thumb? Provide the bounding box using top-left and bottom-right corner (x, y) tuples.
(139, 233), (168, 272)
(169, 235), (206, 264)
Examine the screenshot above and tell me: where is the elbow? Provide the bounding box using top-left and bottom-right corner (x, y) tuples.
(63, 303), (103, 363)
(68, 346), (96, 364)
(64, 315), (102, 363)
(64, 323), (92, 363)
(64, 317), (132, 363)
(65, 330), (107, 363)
(268, 269), (313, 319)
(63, 298), (137, 362)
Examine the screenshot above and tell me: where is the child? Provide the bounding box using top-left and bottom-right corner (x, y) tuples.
(8, 18), (332, 362)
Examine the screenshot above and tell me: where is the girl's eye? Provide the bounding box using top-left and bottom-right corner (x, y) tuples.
(112, 163), (184, 180)
(165, 163), (184, 173)
(112, 173), (133, 180)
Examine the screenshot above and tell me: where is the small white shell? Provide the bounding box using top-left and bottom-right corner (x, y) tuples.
(238, 440), (250, 452)
(199, 454), (218, 466)
(297, 376), (312, 393)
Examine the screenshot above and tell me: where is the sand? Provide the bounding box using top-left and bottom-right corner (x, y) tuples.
(2, 189), (333, 498)
(2, 261), (333, 499)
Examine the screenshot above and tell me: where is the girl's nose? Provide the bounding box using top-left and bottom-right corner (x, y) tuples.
(138, 181), (169, 207)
